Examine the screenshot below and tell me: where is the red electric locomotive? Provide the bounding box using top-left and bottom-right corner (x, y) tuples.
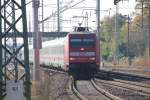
(64, 27), (100, 77)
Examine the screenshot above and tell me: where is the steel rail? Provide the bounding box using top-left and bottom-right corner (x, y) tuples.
(95, 78), (150, 95)
(97, 69), (150, 80)
(113, 79), (150, 89)
(70, 77), (88, 100)
(91, 79), (123, 100)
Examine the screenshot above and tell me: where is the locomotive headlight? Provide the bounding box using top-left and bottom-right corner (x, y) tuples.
(89, 57), (95, 60)
(70, 57), (76, 60)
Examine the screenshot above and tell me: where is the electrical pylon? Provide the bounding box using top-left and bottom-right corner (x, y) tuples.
(0, 0), (31, 100)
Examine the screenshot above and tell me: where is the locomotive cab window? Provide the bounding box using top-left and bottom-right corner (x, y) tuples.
(82, 39), (95, 47)
(70, 38), (95, 48)
(70, 39), (82, 47)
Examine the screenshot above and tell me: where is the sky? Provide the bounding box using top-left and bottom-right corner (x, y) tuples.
(26, 0), (136, 32)
(3, 0), (136, 44)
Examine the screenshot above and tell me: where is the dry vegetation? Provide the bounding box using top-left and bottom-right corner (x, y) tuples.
(133, 58), (150, 67)
(104, 57), (150, 68)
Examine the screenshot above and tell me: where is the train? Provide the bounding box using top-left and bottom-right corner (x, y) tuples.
(28, 27), (100, 78)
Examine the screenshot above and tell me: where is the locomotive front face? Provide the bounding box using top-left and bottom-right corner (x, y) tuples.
(69, 34), (96, 63)
(67, 33), (100, 78)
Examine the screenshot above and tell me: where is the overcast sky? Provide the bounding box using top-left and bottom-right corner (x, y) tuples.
(26, 0), (136, 32)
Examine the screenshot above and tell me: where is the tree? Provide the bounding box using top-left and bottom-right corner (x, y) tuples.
(100, 0), (150, 58)
(100, 16), (115, 59)
(100, 14), (127, 59)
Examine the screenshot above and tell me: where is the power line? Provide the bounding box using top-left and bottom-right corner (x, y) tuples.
(39, 0), (85, 24)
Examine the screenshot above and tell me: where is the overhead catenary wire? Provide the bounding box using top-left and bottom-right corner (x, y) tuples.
(39, 0), (86, 24)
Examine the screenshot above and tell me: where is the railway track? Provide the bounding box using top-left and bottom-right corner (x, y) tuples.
(103, 68), (150, 78)
(70, 77), (88, 100)
(96, 69), (150, 85)
(111, 79), (150, 89)
(97, 69), (150, 80)
(95, 78), (150, 100)
(90, 79), (122, 100)
(70, 77), (122, 100)
(95, 78), (150, 95)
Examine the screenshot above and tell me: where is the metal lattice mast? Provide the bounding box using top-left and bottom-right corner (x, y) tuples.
(41, 0), (44, 32)
(57, 0), (60, 32)
(0, 0), (2, 99)
(148, 5), (150, 57)
(114, 3), (119, 63)
(0, 0), (31, 100)
(96, 0), (100, 38)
